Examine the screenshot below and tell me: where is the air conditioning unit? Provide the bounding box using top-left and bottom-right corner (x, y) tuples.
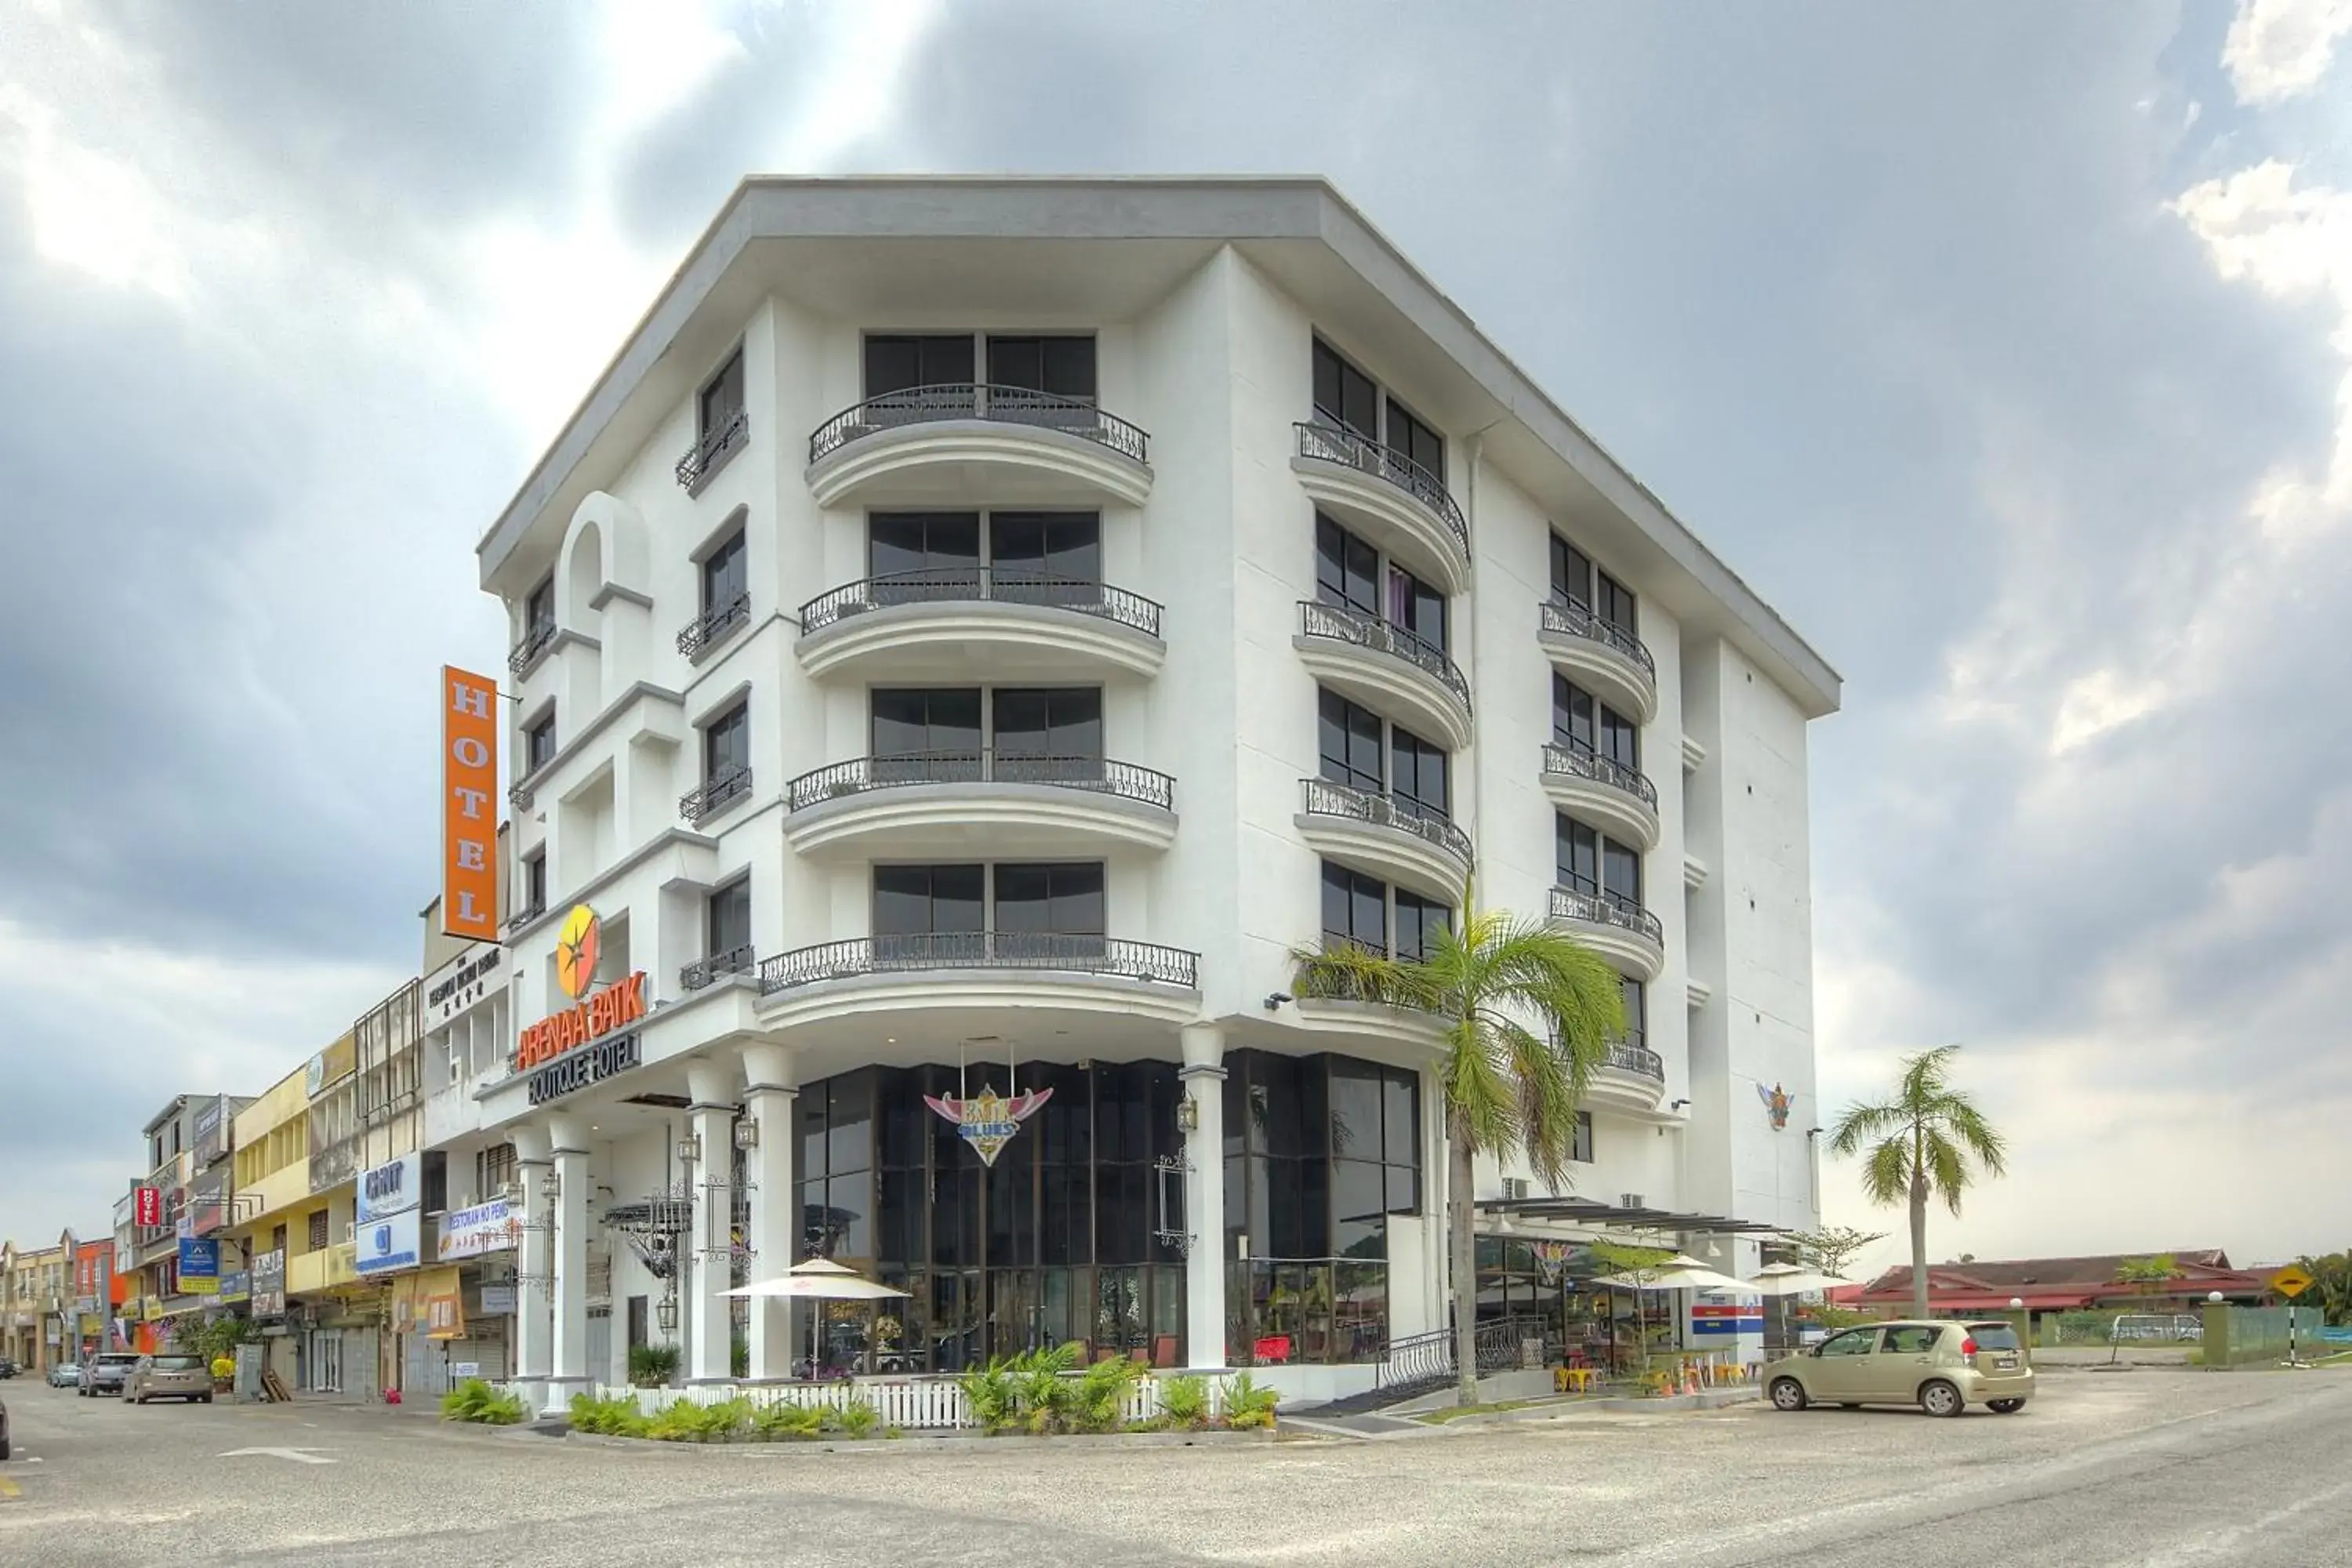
(1620, 1192), (1646, 1210)
(1501, 1177), (1530, 1200)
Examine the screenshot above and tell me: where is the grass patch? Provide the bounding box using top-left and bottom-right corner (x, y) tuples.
(1415, 1398), (1548, 1424)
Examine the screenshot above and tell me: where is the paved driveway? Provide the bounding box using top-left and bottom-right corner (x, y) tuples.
(3, 1371), (2350, 1565)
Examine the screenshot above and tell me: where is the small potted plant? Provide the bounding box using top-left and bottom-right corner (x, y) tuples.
(210, 1356), (235, 1392)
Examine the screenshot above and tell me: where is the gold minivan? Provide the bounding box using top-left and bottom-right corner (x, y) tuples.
(1765, 1320), (2032, 1417)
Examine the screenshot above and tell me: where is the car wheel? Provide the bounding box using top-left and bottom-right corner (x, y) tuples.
(201, 1393), (215, 1404)
(1769, 1377), (1809, 1412)
(0, 1436), (10, 1461)
(1920, 1380), (1965, 1418)
(135, 1395), (147, 1406)
(1988, 1398), (2025, 1414)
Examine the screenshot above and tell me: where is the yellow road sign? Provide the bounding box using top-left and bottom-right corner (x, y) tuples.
(2270, 1265), (2314, 1298)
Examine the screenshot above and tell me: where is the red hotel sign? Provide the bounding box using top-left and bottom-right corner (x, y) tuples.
(516, 971), (648, 1070)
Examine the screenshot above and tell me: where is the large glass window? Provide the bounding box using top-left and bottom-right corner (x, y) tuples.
(698, 349), (744, 438)
(1319, 861), (1387, 953)
(991, 688), (1102, 761)
(703, 702), (748, 783)
(524, 711), (557, 775)
(1552, 529), (1636, 634)
(1315, 514), (1380, 617)
(993, 862), (1105, 942)
(1389, 725), (1449, 822)
(869, 513), (980, 586)
(700, 526), (747, 614)
(1553, 675), (1639, 770)
(1385, 397), (1443, 484)
(1317, 688), (1384, 795)
(872, 865), (985, 942)
(1388, 565), (1447, 652)
(524, 575), (554, 638)
(1394, 891), (1451, 964)
(1312, 338), (1378, 441)
(1602, 839), (1642, 908)
(864, 334), (975, 395)
(989, 513), (1099, 585)
(1560, 817), (1645, 912)
(870, 688), (982, 761)
(985, 336), (1096, 398)
(1619, 978), (1646, 1049)
(706, 880), (750, 959)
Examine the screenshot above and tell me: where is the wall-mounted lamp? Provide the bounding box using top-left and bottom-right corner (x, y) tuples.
(1805, 1127), (1824, 1138)
(539, 1171), (561, 1203)
(1263, 993), (1292, 1011)
(733, 1120), (759, 1151)
(655, 1294), (678, 1333)
(2209, 1290), (2225, 1304)
(2009, 1298), (2025, 1311)
(1174, 1098), (1200, 1134)
(1669, 1098), (1691, 1112)
(676, 1136), (702, 1165)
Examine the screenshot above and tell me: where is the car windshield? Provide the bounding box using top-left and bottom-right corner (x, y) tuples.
(1968, 1323), (2022, 1352)
(153, 1356), (206, 1370)
(98, 1354), (140, 1367)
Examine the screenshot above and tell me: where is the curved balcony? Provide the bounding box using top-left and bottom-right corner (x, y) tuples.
(1540, 744), (1661, 852)
(1293, 601), (1472, 753)
(804, 384), (1152, 510)
(1538, 600), (1658, 724)
(753, 932), (1202, 1038)
(796, 571), (1164, 684)
(1295, 778), (1471, 903)
(1573, 1034), (1670, 1116)
(782, 752), (1177, 859)
(1547, 885), (1664, 982)
(1290, 423), (1469, 595)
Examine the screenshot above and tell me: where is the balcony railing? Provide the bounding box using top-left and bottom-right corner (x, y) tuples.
(1604, 1038), (1665, 1083)
(675, 406), (749, 493)
(1539, 743), (1658, 809)
(1548, 886), (1664, 947)
(808, 383), (1150, 466)
(681, 944), (757, 992)
(1540, 597), (1657, 678)
(681, 764), (754, 827)
(799, 569), (1162, 638)
(1294, 422), (1469, 560)
(759, 934), (1199, 995)
(1299, 777), (1472, 869)
(677, 591), (751, 659)
(1298, 601), (1472, 712)
(788, 753), (1174, 814)
(508, 618), (557, 677)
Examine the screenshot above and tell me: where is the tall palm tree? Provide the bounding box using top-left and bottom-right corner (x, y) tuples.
(1828, 1045), (2009, 1319)
(1292, 906), (1624, 1405)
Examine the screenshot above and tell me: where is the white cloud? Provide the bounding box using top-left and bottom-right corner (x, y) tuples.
(2222, 0), (2352, 105)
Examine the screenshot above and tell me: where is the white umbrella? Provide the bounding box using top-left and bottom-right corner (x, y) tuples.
(724, 1259), (909, 1379)
(1597, 1254), (1753, 1295)
(1745, 1263), (1853, 1298)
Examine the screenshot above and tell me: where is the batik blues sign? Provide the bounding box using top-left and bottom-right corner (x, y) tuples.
(354, 1208), (422, 1276)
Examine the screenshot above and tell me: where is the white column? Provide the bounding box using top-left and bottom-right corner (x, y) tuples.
(684, 1059), (739, 1384)
(740, 1043), (798, 1381)
(547, 1112), (592, 1405)
(1180, 1023), (1227, 1370)
(510, 1122), (553, 1408)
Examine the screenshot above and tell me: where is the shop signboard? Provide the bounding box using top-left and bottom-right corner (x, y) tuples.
(133, 1186), (162, 1228)
(357, 1152), (423, 1226)
(924, 1085), (1053, 1167)
(355, 1210), (422, 1277)
(251, 1248), (287, 1318)
(441, 666), (500, 940)
(425, 942), (503, 1029)
(188, 1171), (229, 1236)
(421, 1267), (465, 1340)
(177, 1236), (220, 1295)
(192, 1095), (227, 1167)
(1690, 1293), (1764, 1337)
(477, 1284), (517, 1316)
(216, 1270), (250, 1305)
(437, 1198), (521, 1261)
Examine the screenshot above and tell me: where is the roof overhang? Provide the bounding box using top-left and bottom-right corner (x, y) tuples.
(1475, 1195), (1785, 1235)
(478, 176), (1838, 717)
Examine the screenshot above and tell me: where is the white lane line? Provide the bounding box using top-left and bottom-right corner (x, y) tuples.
(218, 1446), (336, 1465)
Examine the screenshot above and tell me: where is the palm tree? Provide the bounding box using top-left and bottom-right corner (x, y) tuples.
(1292, 905), (1624, 1405)
(1828, 1045), (2009, 1319)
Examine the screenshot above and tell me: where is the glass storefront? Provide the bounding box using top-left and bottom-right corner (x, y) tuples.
(797, 1061), (1187, 1374)
(1475, 1236), (1680, 1374)
(1221, 1050), (1422, 1366)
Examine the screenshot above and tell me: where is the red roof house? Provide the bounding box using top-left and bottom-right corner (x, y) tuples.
(1856, 1250), (2270, 1314)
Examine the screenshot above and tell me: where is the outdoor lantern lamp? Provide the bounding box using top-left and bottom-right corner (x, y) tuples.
(2209, 1291), (2225, 1304)
(676, 1136), (702, 1165)
(2010, 1298), (2024, 1310)
(733, 1120), (758, 1150)
(539, 1171), (561, 1203)
(656, 1294), (677, 1333)
(1174, 1098), (1200, 1134)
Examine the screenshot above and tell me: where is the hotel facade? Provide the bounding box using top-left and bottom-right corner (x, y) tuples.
(452, 177), (1838, 1406)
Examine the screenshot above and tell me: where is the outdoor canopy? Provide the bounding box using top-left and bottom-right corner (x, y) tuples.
(724, 1258), (910, 1378)
(1595, 1254), (1753, 1294)
(1744, 1262), (1853, 1298)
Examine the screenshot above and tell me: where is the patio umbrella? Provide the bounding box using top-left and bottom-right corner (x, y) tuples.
(724, 1259), (909, 1378)
(1745, 1263), (1853, 1298)
(1596, 1254), (1752, 1295)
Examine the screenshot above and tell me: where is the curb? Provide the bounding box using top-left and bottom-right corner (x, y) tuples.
(1413, 1388), (1760, 1430)
(558, 1425), (1279, 1455)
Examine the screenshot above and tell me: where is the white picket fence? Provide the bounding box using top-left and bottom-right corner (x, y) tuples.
(580, 1370), (1238, 1430)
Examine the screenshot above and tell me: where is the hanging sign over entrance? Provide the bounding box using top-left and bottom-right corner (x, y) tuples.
(924, 1086), (1053, 1167)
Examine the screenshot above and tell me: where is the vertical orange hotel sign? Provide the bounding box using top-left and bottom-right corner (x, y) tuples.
(442, 666), (499, 940)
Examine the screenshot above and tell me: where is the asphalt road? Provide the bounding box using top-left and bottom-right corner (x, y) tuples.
(4, 1371), (2351, 1566)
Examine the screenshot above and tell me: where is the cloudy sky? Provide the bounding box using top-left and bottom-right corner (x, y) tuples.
(2, 0), (2347, 1276)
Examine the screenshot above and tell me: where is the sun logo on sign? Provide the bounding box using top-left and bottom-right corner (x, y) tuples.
(556, 906), (601, 1001)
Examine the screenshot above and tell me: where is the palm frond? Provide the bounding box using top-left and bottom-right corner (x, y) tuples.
(1922, 1127), (1972, 1216)
(1497, 1017), (1581, 1190)
(1828, 1100), (1908, 1157)
(1937, 1097), (2009, 1176)
(1859, 1135), (1911, 1207)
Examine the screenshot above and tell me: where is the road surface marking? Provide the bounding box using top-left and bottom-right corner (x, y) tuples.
(0, 1477), (20, 1499)
(219, 1446), (336, 1465)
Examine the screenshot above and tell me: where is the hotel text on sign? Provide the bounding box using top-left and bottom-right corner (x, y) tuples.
(441, 666), (499, 941)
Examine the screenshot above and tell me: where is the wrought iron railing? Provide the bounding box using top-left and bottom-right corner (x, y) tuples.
(1540, 597), (1657, 678)
(1548, 885), (1664, 947)
(1294, 422), (1469, 559)
(788, 753), (1174, 813)
(1539, 743), (1658, 809)
(680, 764), (753, 826)
(798, 570), (1162, 637)
(1373, 1327), (1454, 1389)
(676, 406), (749, 493)
(1604, 1038), (1665, 1082)
(808, 383), (1150, 466)
(681, 944), (757, 992)
(1475, 1315), (1545, 1374)
(1299, 777), (1472, 867)
(677, 591), (751, 659)
(508, 618), (557, 677)
(758, 934), (1199, 994)
(1298, 601), (1472, 713)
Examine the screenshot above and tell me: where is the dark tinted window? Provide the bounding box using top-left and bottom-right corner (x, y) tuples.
(701, 527), (747, 612)
(864, 334), (974, 395)
(1394, 891), (1450, 964)
(1599, 703), (1639, 771)
(1553, 676), (1594, 753)
(1320, 861), (1386, 951)
(869, 513), (980, 581)
(1818, 1329), (1876, 1358)
(1316, 514), (1379, 616)
(986, 336), (1095, 397)
(523, 852), (546, 912)
(1620, 978), (1646, 1044)
(1969, 1323), (2022, 1352)
(993, 862), (1105, 935)
(873, 865), (985, 936)
(1602, 840), (1642, 907)
(1551, 535), (1592, 608)
(698, 349), (744, 434)
(1884, 1325), (1940, 1355)
(871, 688), (982, 758)
(1390, 566), (1447, 652)
(989, 513), (1099, 583)
(525, 713), (557, 772)
(1558, 817), (1599, 895)
(707, 880), (751, 956)
(524, 575), (554, 632)
(1312, 339), (1378, 439)
(992, 688), (1102, 759)
(1385, 397), (1443, 484)
(1571, 1110), (1594, 1163)
(1318, 689), (1384, 794)
(154, 1355), (205, 1371)
(1594, 568), (1637, 636)
(1390, 725), (1448, 820)
(704, 702), (748, 780)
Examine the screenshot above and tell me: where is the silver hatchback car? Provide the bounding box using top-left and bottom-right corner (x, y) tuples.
(125, 1353), (214, 1404)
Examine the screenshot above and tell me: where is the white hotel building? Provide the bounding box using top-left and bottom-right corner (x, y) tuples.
(455, 177), (1839, 1406)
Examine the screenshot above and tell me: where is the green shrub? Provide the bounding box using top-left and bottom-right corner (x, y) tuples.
(567, 1391), (648, 1436)
(1160, 1374), (1210, 1429)
(752, 1399), (826, 1440)
(646, 1395), (753, 1443)
(441, 1378), (528, 1425)
(1221, 1371), (1279, 1431)
(1069, 1356), (1145, 1433)
(628, 1343), (681, 1387)
(835, 1397), (880, 1439)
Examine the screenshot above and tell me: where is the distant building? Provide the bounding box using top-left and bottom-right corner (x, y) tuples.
(1856, 1250), (2271, 1316)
